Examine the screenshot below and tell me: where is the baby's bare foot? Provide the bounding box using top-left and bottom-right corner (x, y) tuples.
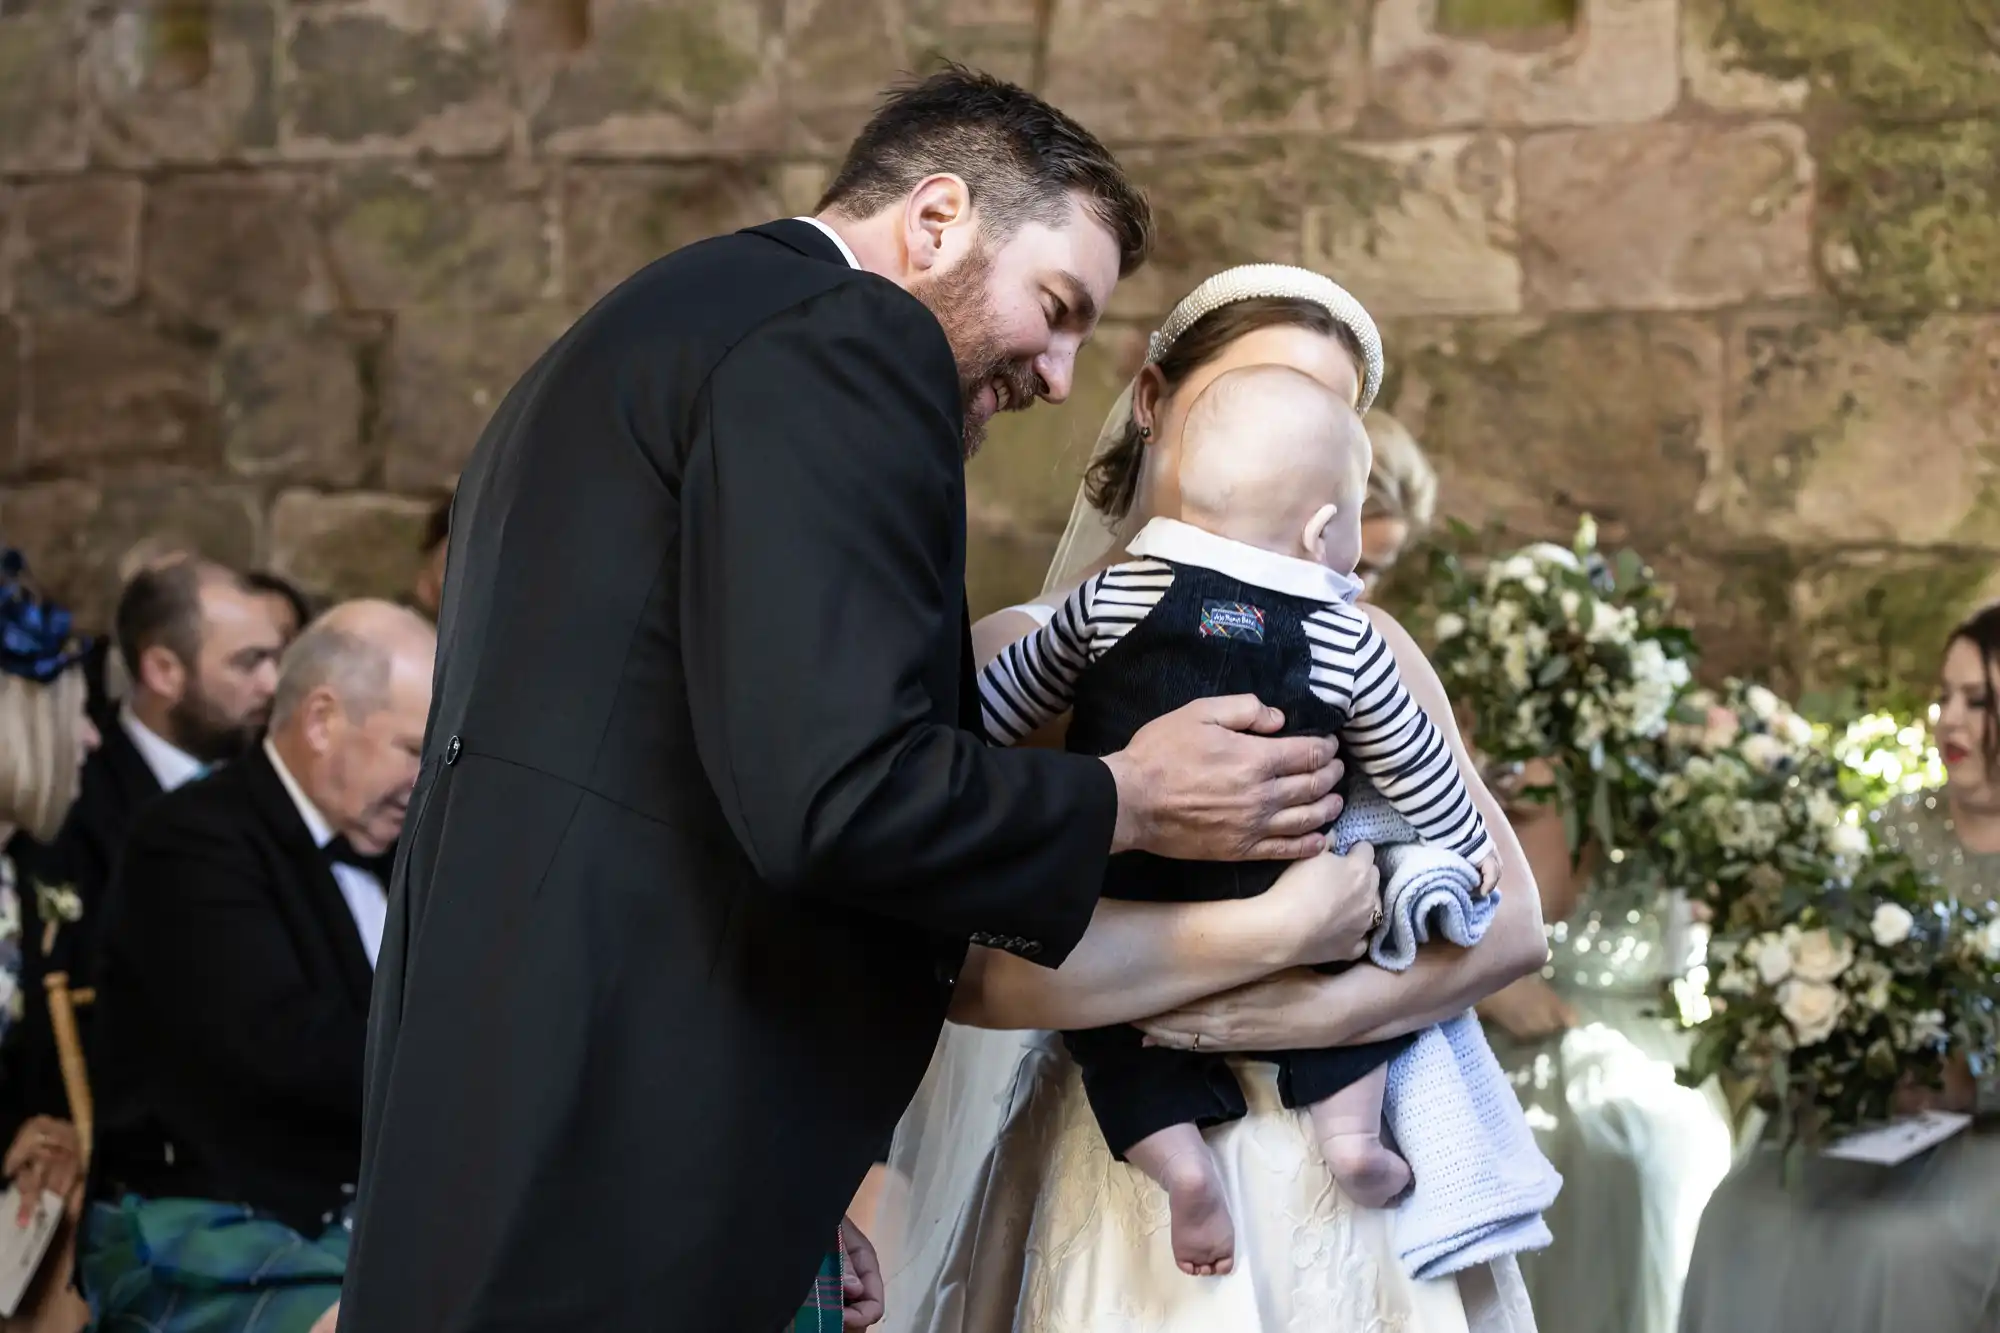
(1157, 1150), (1235, 1276)
(1324, 1134), (1412, 1209)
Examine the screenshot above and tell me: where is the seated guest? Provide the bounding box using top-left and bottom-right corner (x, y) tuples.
(244, 571), (316, 649)
(82, 600), (435, 1333)
(21, 559), (284, 925)
(0, 546), (99, 1333)
(410, 490), (451, 620)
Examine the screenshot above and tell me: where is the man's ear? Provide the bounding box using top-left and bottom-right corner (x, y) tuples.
(136, 642), (188, 703)
(902, 174), (973, 276)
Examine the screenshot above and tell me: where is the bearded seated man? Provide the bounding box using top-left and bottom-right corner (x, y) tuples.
(80, 601), (434, 1333)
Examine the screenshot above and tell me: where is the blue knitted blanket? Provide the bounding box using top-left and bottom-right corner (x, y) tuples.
(1333, 783), (1563, 1279)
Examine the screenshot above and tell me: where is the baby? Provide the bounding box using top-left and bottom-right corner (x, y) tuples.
(980, 365), (1499, 1277)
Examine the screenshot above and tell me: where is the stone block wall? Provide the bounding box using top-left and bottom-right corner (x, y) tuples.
(1, 0), (1995, 709)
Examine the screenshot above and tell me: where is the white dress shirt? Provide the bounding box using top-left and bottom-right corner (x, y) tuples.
(121, 705), (208, 793)
(262, 739), (387, 969)
(791, 215), (861, 269)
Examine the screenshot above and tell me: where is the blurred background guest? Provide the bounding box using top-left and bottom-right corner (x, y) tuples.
(80, 539), (192, 727)
(410, 492), (452, 622)
(244, 572), (316, 652)
(0, 547), (100, 1333)
(1679, 606), (2000, 1333)
(81, 600), (436, 1333)
(1355, 410), (1437, 597)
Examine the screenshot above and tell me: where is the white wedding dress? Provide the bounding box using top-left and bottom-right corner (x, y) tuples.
(880, 1026), (1537, 1333)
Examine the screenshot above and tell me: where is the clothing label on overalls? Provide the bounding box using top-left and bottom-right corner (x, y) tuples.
(1199, 601), (1265, 643)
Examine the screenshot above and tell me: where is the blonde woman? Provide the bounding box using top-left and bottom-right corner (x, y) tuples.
(0, 548), (99, 1333)
(1357, 411), (1438, 594)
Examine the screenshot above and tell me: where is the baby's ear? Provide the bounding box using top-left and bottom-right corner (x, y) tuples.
(1302, 503), (1340, 557)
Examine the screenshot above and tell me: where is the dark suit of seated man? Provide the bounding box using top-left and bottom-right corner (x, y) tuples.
(82, 599), (434, 1333)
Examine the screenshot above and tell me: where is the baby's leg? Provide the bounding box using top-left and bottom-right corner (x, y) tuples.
(1307, 1065), (1411, 1208)
(1125, 1122), (1235, 1276)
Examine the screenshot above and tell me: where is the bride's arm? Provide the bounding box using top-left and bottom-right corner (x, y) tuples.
(1135, 605), (1549, 1052)
(949, 850), (1381, 1031)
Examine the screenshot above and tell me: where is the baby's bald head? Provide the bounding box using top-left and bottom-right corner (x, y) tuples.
(1176, 364), (1372, 567)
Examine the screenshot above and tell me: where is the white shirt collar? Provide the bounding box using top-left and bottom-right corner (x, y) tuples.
(1125, 518), (1365, 605)
(791, 216), (861, 270)
(262, 738), (334, 850)
(120, 705), (208, 793)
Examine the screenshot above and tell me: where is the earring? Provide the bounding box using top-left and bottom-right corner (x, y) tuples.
(1138, 425), (1152, 439)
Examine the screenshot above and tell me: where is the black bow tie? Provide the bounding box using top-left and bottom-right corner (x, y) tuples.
(325, 837), (390, 878)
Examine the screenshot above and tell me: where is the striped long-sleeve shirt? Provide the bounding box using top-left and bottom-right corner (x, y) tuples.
(980, 519), (1493, 864)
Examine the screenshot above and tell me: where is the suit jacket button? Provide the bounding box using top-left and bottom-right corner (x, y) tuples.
(444, 735), (463, 765)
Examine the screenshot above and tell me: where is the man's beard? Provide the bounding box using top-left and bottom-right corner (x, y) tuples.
(909, 242), (1039, 460)
(167, 690), (264, 764)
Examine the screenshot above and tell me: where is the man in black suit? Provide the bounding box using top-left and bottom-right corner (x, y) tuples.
(81, 600), (435, 1327)
(342, 68), (1351, 1333)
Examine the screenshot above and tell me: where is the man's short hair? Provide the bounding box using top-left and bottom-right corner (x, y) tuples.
(243, 570), (315, 628)
(817, 63), (1152, 277)
(271, 622), (391, 730)
(115, 560), (238, 680)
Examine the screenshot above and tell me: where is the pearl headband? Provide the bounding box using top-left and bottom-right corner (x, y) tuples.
(1145, 263), (1384, 415)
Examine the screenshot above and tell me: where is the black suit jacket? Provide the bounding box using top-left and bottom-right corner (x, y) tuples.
(90, 747), (376, 1236)
(340, 221), (1118, 1333)
(1, 720), (165, 1141)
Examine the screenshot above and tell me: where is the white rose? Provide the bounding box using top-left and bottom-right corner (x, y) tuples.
(1777, 978), (1846, 1046)
(1978, 917), (2000, 963)
(1585, 598), (1623, 644)
(1790, 927), (1855, 983)
(1750, 934), (1794, 986)
(1740, 734), (1788, 772)
(1826, 823), (1871, 858)
(1870, 903), (1915, 948)
(1434, 613), (1465, 641)
(1744, 684), (1782, 720)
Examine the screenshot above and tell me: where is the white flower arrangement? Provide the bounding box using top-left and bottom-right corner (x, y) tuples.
(1677, 821), (2000, 1151)
(1424, 516), (1695, 852)
(1651, 681), (1866, 925)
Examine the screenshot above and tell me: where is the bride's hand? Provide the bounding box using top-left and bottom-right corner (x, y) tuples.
(1136, 970), (1333, 1053)
(1257, 842), (1382, 968)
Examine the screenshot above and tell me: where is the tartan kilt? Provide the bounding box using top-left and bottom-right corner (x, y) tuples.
(790, 1236), (846, 1333)
(79, 1195), (347, 1333)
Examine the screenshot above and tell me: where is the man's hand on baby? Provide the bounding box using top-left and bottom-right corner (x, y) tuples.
(1474, 852), (1501, 898)
(1103, 695), (1346, 862)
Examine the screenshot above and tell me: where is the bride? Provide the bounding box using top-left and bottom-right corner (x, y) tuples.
(877, 266), (1547, 1333)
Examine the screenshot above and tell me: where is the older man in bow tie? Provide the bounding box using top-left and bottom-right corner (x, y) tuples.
(81, 600), (435, 1333)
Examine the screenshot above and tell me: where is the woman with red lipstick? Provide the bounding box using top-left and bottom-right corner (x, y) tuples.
(1679, 605), (2000, 1333)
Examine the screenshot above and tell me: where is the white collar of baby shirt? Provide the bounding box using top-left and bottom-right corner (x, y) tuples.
(1124, 517), (1365, 606)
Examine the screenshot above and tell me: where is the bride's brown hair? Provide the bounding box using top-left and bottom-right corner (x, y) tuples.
(1082, 296), (1363, 522)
